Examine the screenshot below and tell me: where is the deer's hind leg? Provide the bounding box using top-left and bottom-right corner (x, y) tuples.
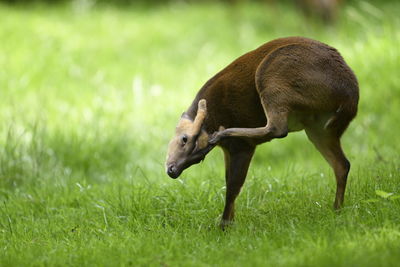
(209, 51), (315, 145)
(305, 125), (351, 209)
(208, 88), (291, 145)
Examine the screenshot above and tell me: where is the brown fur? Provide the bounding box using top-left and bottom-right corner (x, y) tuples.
(166, 37), (359, 228)
(296, 0), (342, 24)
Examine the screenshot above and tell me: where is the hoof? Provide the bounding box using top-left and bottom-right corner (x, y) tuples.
(209, 129), (224, 145)
(219, 219), (233, 230)
(333, 201), (344, 211)
(209, 135), (220, 145)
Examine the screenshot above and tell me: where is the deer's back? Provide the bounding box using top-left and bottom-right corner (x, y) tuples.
(195, 37), (359, 131)
(255, 38), (359, 113)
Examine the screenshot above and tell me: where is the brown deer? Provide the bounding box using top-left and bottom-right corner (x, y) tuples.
(296, 0), (343, 24)
(165, 37), (359, 228)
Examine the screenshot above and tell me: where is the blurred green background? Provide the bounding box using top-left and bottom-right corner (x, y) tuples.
(0, 0), (399, 266)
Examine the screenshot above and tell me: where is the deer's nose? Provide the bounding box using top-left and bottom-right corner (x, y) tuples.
(167, 164), (178, 178)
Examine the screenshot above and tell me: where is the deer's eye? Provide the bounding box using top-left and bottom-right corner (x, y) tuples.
(181, 135), (188, 145)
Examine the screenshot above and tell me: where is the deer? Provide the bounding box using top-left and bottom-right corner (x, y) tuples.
(165, 36), (359, 228)
(296, 0), (343, 24)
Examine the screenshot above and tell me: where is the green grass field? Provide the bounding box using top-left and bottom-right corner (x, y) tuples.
(0, 1), (399, 266)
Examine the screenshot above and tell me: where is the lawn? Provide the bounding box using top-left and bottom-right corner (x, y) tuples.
(0, 1), (399, 266)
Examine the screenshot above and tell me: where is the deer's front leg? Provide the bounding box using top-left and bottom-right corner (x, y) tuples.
(220, 143), (255, 229)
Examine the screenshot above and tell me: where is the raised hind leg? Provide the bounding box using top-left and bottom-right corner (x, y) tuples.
(305, 126), (350, 209)
(209, 111), (288, 144)
(209, 89), (290, 145)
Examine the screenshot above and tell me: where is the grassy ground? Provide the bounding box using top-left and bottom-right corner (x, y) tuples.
(0, 1), (399, 266)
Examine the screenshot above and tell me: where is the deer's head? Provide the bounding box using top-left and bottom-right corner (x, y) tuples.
(165, 99), (214, 178)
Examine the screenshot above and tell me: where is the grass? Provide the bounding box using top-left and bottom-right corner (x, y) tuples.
(0, 1), (400, 266)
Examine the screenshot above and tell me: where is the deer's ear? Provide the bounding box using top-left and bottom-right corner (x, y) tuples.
(198, 99), (207, 112)
(191, 99), (207, 136)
